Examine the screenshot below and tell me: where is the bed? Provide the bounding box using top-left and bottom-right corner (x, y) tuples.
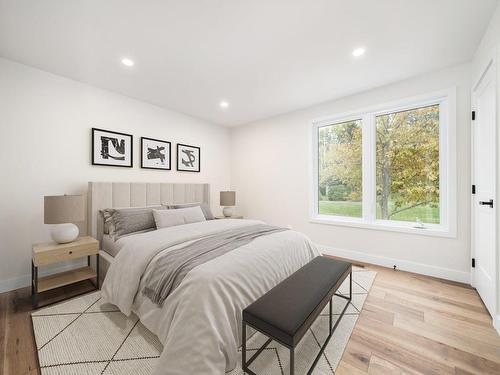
(88, 182), (320, 375)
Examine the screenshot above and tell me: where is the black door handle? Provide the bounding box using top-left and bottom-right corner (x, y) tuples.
(479, 199), (494, 208)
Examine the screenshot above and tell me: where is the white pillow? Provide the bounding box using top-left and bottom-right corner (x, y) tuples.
(153, 206), (206, 229)
(153, 209), (184, 229)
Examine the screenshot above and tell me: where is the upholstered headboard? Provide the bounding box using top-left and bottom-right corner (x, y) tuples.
(87, 182), (210, 244)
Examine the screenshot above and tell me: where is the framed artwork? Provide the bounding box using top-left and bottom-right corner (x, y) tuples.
(176, 143), (200, 172)
(141, 137), (171, 170)
(92, 128), (133, 167)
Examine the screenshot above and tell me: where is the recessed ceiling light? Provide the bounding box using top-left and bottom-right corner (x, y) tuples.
(352, 47), (366, 57)
(219, 101), (229, 108)
(121, 58), (135, 67)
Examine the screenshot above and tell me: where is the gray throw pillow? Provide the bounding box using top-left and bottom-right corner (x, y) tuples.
(168, 202), (214, 220)
(100, 206), (167, 239)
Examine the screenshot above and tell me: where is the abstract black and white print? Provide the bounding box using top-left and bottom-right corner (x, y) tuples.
(92, 128), (133, 167)
(176, 143), (200, 172)
(141, 137), (171, 170)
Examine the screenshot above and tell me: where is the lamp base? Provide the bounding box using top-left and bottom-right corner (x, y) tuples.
(51, 223), (79, 244)
(222, 207), (234, 217)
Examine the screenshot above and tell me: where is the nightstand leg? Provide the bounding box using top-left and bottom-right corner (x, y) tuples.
(31, 261), (34, 296)
(96, 253), (100, 290)
(33, 263), (38, 308)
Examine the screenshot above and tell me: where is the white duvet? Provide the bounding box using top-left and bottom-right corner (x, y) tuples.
(102, 219), (319, 374)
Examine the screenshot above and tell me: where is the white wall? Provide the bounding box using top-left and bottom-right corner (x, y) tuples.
(473, 2), (500, 80)
(230, 62), (472, 282)
(472, 1), (500, 331)
(0, 58), (231, 292)
(0, 36), (489, 293)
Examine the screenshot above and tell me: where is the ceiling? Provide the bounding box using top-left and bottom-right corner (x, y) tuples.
(0, 0), (497, 126)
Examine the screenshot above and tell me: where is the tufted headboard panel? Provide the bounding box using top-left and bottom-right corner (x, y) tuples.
(87, 182), (210, 245)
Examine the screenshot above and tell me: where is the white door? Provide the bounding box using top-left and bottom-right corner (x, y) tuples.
(472, 60), (497, 318)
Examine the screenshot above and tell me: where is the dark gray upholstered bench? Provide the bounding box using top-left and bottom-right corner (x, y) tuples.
(242, 256), (352, 375)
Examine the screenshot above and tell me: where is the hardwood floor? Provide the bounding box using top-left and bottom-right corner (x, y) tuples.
(0, 281), (96, 375)
(1, 264), (500, 374)
(336, 263), (500, 375)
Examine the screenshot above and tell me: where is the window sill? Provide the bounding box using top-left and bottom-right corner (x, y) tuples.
(310, 215), (456, 238)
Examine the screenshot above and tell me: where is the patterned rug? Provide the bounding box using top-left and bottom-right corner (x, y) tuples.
(32, 266), (376, 374)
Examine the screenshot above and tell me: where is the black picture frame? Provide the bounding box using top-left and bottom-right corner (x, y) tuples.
(141, 137), (172, 170)
(176, 143), (201, 172)
(91, 128), (133, 168)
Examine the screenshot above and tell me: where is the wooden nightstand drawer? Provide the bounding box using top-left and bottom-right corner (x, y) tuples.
(32, 236), (98, 267)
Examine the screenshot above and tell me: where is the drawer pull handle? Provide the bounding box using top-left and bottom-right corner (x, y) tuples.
(69, 251), (73, 255)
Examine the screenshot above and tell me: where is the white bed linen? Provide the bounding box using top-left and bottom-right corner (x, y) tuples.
(102, 234), (126, 257)
(102, 219), (319, 375)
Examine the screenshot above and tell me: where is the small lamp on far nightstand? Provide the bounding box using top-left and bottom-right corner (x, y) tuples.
(44, 194), (85, 244)
(220, 191), (236, 217)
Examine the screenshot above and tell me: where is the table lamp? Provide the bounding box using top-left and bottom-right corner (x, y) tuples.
(220, 191), (236, 217)
(44, 194), (85, 243)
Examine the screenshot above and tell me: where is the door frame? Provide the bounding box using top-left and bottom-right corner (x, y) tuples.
(471, 52), (498, 332)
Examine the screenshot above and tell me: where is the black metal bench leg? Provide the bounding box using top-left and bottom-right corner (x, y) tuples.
(242, 321), (247, 373)
(290, 348), (294, 375)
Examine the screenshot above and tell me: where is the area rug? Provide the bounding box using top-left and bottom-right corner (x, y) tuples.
(32, 266), (376, 374)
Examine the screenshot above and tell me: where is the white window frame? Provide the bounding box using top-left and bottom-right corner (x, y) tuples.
(310, 89), (457, 238)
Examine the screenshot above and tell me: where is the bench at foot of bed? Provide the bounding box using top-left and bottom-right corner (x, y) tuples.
(242, 256), (352, 375)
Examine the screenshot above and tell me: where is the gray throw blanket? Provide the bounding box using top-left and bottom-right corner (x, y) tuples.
(142, 224), (288, 306)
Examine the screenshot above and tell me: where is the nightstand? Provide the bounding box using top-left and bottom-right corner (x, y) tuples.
(32, 236), (99, 308)
(215, 215), (244, 219)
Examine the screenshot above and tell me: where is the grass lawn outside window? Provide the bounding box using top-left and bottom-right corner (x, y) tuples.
(318, 200), (439, 224)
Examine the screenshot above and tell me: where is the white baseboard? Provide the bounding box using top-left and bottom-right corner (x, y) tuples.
(0, 246), (471, 292)
(320, 245), (471, 284)
(0, 259), (87, 293)
(494, 315), (500, 336)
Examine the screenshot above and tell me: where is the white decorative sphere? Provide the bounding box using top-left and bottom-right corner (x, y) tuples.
(51, 223), (79, 244)
(223, 207), (234, 217)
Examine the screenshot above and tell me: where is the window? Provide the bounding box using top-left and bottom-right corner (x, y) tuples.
(375, 105), (440, 224)
(312, 90), (456, 236)
(318, 120), (363, 218)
